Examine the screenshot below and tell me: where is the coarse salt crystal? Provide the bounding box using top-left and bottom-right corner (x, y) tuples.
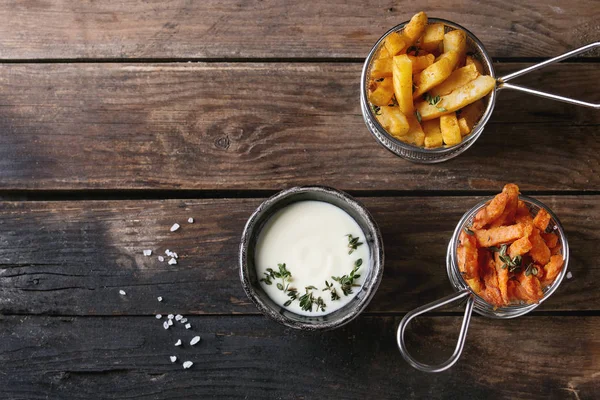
(190, 336), (201, 346)
(188, 218), (194, 224)
(175, 339), (182, 346)
(143, 249), (152, 256)
(163, 321), (169, 330)
(165, 249), (171, 255)
(180, 318), (188, 324)
(157, 296), (163, 302)
(567, 271), (573, 279)
(185, 323), (191, 329)
(168, 314), (174, 319)
(119, 290), (126, 296)
(170, 356), (177, 363)
(170, 223), (180, 232)
(172, 252), (178, 259)
(158, 256), (165, 262)
(155, 314), (162, 319)
(168, 258), (177, 265)
(183, 361), (193, 369)
(168, 319), (173, 326)
(175, 314), (183, 321)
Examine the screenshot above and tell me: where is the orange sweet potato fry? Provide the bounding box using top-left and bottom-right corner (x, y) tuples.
(458, 231), (479, 279)
(516, 273), (544, 304)
(515, 200), (532, 223)
(479, 252), (503, 306)
(551, 244), (562, 256)
(474, 223), (524, 248)
(541, 232), (559, 249)
(489, 184), (519, 227)
(541, 255), (564, 286)
(529, 228), (551, 265)
(473, 192), (508, 229)
(493, 252), (509, 305)
(533, 208), (551, 232)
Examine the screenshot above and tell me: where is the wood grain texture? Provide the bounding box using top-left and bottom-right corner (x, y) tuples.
(0, 314), (598, 399)
(0, 62), (598, 191)
(0, 0), (598, 59)
(0, 196), (596, 316)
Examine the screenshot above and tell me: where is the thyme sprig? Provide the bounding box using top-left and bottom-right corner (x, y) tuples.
(346, 234), (364, 255)
(332, 258), (363, 296)
(524, 263), (539, 277)
(299, 286), (326, 312)
(424, 92), (447, 112)
(322, 280), (340, 301)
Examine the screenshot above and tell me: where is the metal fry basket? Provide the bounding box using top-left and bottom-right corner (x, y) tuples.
(396, 195), (569, 372)
(360, 18), (600, 163)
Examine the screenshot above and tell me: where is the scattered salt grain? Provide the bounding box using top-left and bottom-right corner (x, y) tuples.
(155, 314), (162, 319)
(163, 321), (169, 330)
(175, 339), (182, 346)
(180, 318), (188, 324)
(183, 361), (193, 369)
(168, 314), (174, 319)
(167, 319), (173, 326)
(175, 314), (183, 321)
(188, 218), (194, 224)
(170, 356), (177, 363)
(168, 258), (177, 265)
(170, 223), (180, 232)
(119, 290), (126, 296)
(143, 249), (152, 256)
(158, 256), (165, 262)
(567, 271), (573, 279)
(157, 296), (163, 302)
(185, 323), (191, 329)
(190, 336), (201, 346)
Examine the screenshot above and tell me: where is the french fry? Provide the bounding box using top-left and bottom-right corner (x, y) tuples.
(375, 106), (410, 138)
(430, 63), (479, 97)
(443, 29), (467, 65)
(422, 119), (443, 148)
(420, 23), (445, 52)
(368, 78), (395, 106)
(379, 46), (391, 59)
(457, 100), (485, 136)
(466, 55), (484, 74)
(402, 11), (428, 45)
(415, 75), (496, 121)
(413, 51), (458, 99)
(384, 32), (407, 56)
(473, 192), (508, 229)
(392, 55), (414, 115)
(408, 54), (435, 73)
(400, 113), (425, 146)
(439, 112), (462, 146)
(370, 57), (393, 78)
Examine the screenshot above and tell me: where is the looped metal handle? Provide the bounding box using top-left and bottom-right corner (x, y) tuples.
(397, 289), (474, 373)
(496, 42), (600, 109)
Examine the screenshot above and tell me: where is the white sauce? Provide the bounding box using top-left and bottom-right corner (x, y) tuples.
(255, 200), (370, 316)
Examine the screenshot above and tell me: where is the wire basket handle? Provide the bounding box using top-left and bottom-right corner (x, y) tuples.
(496, 42), (600, 109)
(397, 289), (474, 373)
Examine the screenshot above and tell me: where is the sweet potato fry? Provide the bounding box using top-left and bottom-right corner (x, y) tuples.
(474, 223), (524, 248)
(551, 243), (562, 256)
(473, 192), (508, 229)
(541, 255), (564, 286)
(541, 232), (559, 249)
(479, 251), (504, 306)
(415, 75), (496, 121)
(515, 273), (544, 304)
(489, 183), (519, 227)
(494, 252), (509, 305)
(430, 63), (479, 97)
(533, 208), (552, 232)
(508, 233), (532, 258)
(458, 231), (479, 279)
(529, 228), (551, 265)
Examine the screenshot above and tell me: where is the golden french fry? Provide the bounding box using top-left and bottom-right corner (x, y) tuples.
(399, 113), (425, 146)
(443, 29), (467, 65)
(457, 100), (485, 135)
(368, 78), (395, 106)
(420, 23), (445, 52)
(439, 113), (462, 146)
(402, 11), (428, 45)
(415, 75), (496, 121)
(375, 106), (410, 138)
(408, 54), (435, 73)
(392, 55), (414, 115)
(412, 51), (458, 99)
(384, 32), (406, 56)
(466, 55), (484, 74)
(430, 63), (479, 97)
(379, 46), (391, 59)
(370, 57), (393, 78)
(422, 118), (443, 148)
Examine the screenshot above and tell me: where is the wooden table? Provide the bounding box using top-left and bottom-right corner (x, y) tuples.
(0, 1), (598, 398)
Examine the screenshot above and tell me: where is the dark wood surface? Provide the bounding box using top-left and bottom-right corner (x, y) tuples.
(0, 1), (598, 399)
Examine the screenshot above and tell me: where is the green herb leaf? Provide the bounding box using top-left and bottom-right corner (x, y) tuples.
(437, 107), (448, 112)
(283, 300), (292, 307)
(276, 283), (284, 290)
(346, 234), (364, 255)
(415, 110), (422, 123)
(464, 227), (475, 236)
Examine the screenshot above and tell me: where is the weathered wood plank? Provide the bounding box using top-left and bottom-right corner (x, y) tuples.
(0, 63), (598, 191)
(0, 196), (596, 316)
(0, 0), (598, 59)
(0, 315), (597, 399)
